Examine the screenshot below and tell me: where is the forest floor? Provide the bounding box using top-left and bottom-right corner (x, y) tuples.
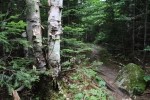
(99, 63), (150, 100)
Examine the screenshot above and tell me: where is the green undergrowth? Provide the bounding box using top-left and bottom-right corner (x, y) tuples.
(52, 61), (113, 100)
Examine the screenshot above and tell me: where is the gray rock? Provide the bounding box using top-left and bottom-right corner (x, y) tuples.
(115, 63), (146, 95)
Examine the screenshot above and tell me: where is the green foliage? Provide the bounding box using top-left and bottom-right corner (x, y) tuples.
(67, 64), (108, 100)
(0, 17), (28, 49)
(80, 0), (107, 42)
(0, 58), (39, 94)
(82, 67), (97, 78)
(60, 2), (112, 99)
(144, 46), (150, 51)
(61, 25), (92, 68)
(0, 32), (8, 44)
(64, 26), (84, 38)
(5, 20), (26, 33)
(15, 69), (39, 89)
(84, 89), (107, 100)
(61, 60), (109, 100)
(40, 0), (49, 6)
(74, 92), (84, 100)
(94, 32), (108, 43)
(144, 75), (150, 82)
(0, 14), (37, 96)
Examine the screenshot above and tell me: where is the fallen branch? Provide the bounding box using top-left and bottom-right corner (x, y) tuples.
(16, 85), (25, 92)
(109, 59), (125, 67)
(12, 90), (20, 100)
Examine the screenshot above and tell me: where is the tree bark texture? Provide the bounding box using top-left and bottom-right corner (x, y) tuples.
(48, 0), (63, 77)
(26, 0), (46, 69)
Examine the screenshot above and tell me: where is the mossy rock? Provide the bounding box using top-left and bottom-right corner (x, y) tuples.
(115, 63), (146, 95)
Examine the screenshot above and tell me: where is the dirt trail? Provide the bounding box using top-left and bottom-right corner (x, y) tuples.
(99, 64), (150, 100)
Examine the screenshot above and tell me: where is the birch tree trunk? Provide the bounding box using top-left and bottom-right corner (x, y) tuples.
(26, 0), (46, 69)
(48, 0), (63, 77)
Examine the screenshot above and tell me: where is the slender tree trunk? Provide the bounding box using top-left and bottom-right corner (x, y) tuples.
(48, 0), (63, 77)
(26, 0), (46, 69)
(143, 0), (148, 68)
(132, 0), (135, 57)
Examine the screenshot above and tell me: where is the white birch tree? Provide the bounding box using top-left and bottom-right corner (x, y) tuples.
(48, 0), (63, 77)
(26, 0), (46, 69)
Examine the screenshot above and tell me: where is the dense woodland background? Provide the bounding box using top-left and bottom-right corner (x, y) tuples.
(0, 0), (150, 100)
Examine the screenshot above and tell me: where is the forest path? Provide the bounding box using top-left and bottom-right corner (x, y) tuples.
(99, 63), (150, 100)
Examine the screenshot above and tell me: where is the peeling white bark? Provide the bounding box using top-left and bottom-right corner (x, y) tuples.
(26, 0), (46, 69)
(48, 0), (63, 8)
(48, 0), (63, 77)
